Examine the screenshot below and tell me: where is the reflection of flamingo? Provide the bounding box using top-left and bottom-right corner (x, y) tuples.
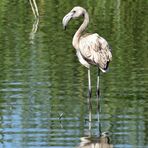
(77, 133), (113, 148)
(29, 0), (39, 44)
(29, 0), (39, 18)
(62, 6), (112, 121)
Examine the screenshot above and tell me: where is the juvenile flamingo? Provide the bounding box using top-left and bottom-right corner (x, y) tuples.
(62, 6), (112, 122)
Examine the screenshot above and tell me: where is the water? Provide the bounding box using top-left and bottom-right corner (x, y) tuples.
(0, 0), (147, 147)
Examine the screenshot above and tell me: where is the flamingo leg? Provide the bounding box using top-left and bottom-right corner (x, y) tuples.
(96, 68), (100, 111)
(88, 68), (92, 129)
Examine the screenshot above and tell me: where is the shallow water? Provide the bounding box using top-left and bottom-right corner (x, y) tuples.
(0, 0), (148, 148)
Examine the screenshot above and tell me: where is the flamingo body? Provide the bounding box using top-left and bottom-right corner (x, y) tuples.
(62, 6), (112, 122)
(78, 33), (112, 72)
(63, 6), (112, 72)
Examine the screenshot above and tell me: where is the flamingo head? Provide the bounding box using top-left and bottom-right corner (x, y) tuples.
(62, 6), (86, 30)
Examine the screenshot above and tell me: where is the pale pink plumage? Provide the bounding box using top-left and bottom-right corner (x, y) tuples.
(79, 33), (112, 72)
(62, 6), (112, 72)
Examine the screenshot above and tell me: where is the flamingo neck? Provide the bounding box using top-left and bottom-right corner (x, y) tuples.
(72, 11), (89, 49)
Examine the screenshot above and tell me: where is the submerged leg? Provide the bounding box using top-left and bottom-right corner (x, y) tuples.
(88, 68), (92, 130)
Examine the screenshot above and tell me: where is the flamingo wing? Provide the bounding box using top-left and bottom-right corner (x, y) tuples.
(79, 33), (112, 72)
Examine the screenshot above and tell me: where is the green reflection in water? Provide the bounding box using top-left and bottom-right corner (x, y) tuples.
(0, 0), (147, 147)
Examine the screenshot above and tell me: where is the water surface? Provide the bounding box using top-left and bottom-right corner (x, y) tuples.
(0, 0), (148, 147)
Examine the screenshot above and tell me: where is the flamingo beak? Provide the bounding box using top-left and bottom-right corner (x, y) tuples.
(62, 12), (73, 30)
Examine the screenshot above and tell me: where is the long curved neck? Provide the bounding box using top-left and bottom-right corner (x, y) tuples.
(72, 11), (89, 49)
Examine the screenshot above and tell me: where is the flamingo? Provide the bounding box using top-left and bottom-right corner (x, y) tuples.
(62, 6), (112, 121)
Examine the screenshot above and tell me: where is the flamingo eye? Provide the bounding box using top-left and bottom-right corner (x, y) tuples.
(73, 10), (76, 13)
